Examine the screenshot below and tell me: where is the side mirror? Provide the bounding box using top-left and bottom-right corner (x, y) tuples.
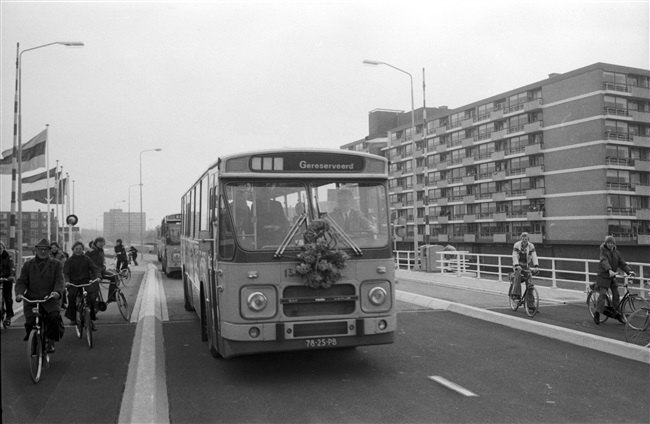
(198, 230), (213, 253)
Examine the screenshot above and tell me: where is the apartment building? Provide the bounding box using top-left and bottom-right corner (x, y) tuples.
(103, 208), (143, 244)
(0, 210), (59, 247)
(343, 63), (650, 262)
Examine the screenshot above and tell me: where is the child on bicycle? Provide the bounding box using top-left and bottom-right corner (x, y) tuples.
(64, 241), (102, 329)
(511, 232), (540, 307)
(593, 235), (635, 325)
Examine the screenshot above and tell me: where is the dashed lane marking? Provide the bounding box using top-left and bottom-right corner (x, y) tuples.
(428, 376), (479, 397)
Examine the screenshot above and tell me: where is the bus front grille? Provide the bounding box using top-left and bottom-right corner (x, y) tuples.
(282, 284), (357, 317)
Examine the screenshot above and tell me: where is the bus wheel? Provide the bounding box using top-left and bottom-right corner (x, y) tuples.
(200, 289), (208, 342)
(183, 273), (193, 312)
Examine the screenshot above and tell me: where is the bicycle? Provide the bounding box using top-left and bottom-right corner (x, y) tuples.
(109, 260), (131, 286)
(19, 294), (55, 383)
(101, 270), (130, 321)
(586, 274), (649, 324)
(508, 268), (540, 317)
(67, 279), (100, 348)
(625, 307), (650, 347)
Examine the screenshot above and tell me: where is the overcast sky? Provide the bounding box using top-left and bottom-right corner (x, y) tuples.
(1, 0), (648, 237)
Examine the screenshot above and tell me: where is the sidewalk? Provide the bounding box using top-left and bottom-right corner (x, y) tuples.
(395, 269), (650, 364)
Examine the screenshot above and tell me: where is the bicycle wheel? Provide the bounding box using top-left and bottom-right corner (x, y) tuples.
(84, 308), (93, 349)
(525, 287), (539, 317)
(625, 308), (650, 347)
(508, 294), (519, 311)
(117, 290), (130, 321)
(27, 330), (43, 383)
(621, 296), (650, 323)
(121, 268), (131, 286)
(587, 290), (609, 323)
(75, 303), (84, 339)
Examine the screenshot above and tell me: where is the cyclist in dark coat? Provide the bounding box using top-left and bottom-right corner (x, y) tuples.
(0, 241), (16, 326)
(15, 238), (64, 352)
(86, 237), (118, 303)
(593, 235), (634, 324)
(114, 239), (128, 271)
(64, 241), (102, 327)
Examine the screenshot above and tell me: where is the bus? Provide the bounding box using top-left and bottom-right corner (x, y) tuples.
(181, 148), (395, 358)
(157, 213), (182, 276)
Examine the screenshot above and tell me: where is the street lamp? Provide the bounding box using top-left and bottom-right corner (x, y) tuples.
(140, 148), (162, 252)
(10, 41), (83, 266)
(128, 183), (139, 245)
(363, 59), (420, 270)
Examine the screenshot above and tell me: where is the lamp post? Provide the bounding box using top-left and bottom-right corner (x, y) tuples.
(128, 183), (139, 245)
(140, 148), (162, 251)
(363, 59), (419, 270)
(10, 41), (83, 266)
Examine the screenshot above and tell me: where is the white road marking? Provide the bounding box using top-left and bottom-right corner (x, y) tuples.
(428, 375), (479, 397)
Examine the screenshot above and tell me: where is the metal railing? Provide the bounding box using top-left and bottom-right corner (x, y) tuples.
(394, 249), (650, 297)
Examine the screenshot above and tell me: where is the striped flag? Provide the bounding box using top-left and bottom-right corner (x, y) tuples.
(0, 129), (47, 174)
(23, 174), (66, 205)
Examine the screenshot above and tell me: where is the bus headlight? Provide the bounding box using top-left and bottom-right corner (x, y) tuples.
(360, 281), (392, 313)
(247, 292), (268, 312)
(368, 287), (387, 306)
(240, 286), (277, 319)
(172, 252), (181, 261)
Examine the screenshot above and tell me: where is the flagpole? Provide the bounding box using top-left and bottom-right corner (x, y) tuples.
(9, 43), (19, 255)
(45, 124), (51, 241)
(55, 160), (59, 244)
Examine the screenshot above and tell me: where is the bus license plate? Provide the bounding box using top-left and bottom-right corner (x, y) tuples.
(305, 338), (337, 348)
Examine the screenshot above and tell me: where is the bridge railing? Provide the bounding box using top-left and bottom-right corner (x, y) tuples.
(394, 249), (650, 297)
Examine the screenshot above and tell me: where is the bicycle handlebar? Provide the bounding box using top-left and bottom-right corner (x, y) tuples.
(66, 279), (101, 288)
(19, 294), (56, 303)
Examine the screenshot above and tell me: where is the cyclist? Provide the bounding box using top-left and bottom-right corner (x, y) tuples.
(511, 232), (540, 309)
(15, 238), (65, 353)
(86, 237), (118, 303)
(64, 241), (102, 330)
(114, 239), (129, 272)
(50, 241), (67, 262)
(128, 246), (138, 266)
(593, 235), (635, 325)
(0, 241), (16, 327)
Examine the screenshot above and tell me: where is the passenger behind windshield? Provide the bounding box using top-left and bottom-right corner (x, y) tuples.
(253, 187), (289, 247)
(328, 189), (377, 235)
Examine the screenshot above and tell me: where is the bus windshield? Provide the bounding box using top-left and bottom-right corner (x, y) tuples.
(167, 223), (181, 245)
(223, 181), (388, 252)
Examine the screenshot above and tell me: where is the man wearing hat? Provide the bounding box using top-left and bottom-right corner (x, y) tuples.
(593, 235), (635, 324)
(15, 238), (65, 352)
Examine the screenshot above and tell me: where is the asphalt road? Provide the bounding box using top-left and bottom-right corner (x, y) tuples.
(2, 262), (649, 424)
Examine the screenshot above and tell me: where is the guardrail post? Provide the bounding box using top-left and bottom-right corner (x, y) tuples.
(550, 258), (557, 289)
(476, 255), (481, 279)
(584, 262), (591, 292)
(497, 256), (503, 282)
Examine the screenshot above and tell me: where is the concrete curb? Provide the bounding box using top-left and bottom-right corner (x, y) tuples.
(119, 263), (170, 424)
(396, 290), (650, 364)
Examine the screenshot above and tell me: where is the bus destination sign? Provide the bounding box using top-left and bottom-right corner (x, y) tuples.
(250, 152), (365, 173)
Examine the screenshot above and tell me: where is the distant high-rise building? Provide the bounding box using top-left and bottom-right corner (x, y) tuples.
(343, 62), (650, 261)
(103, 209), (143, 244)
(0, 210), (58, 248)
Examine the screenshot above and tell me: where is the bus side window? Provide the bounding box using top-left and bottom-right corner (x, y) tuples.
(218, 195), (235, 259)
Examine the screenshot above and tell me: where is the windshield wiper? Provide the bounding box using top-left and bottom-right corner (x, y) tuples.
(323, 215), (363, 256)
(274, 213), (308, 259)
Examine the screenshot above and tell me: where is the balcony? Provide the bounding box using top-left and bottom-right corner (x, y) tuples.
(527, 211), (544, 220)
(607, 182), (634, 192)
(438, 198), (448, 206)
(493, 212), (508, 221)
(463, 214), (476, 223)
(524, 98), (543, 112)
(529, 233), (543, 244)
(637, 209), (650, 220)
(526, 188), (545, 198)
(464, 234), (476, 243)
(492, 170), (506, 181)
(638, 234), (650, 245)
(462, 156), (475, 166)
(436, 143), (448, 153)
(524, 120), (543, 133)
(437, 179), (448, 188)
(463, 176), (476, 185)
(461, 137), (474, 148)
(463, 194), (476, 203)
(524, 143), (542, 155)
(629, 85), (650, 98)
(633, 135), (650, 148)
(437, 161), (448, 170)
(491, 150), (506, 161)
(603, 82), (631, 93)
(604, 107), (632, 118)
(525, 165), (544, 177)
(634, 160), (650, 173)
(635, 184), (650, 196)
(493, 192), (507, 201)
(493, 233), (507, 243)
(491, 129), (507, 141)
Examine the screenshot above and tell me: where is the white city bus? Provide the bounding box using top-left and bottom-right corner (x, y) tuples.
(181, 148), (396, 358)
(157, 213), (181, 276)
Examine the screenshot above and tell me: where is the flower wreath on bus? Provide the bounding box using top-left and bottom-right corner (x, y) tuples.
(295, 219), (349, 289)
